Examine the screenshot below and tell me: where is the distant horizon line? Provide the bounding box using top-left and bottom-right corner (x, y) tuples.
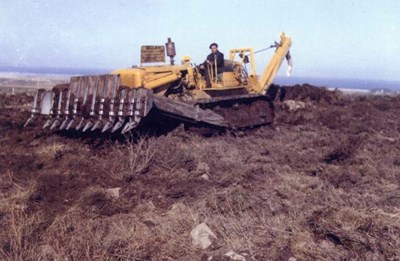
(0, 66), (400, 83)
(0, 65), (110, 75)
(0, 65), (399, 88)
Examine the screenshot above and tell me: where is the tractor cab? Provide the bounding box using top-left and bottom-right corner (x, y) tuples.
(198, 48), (259, 92)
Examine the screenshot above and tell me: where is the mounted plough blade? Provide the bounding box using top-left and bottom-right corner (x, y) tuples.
(25, 74), (153, 134)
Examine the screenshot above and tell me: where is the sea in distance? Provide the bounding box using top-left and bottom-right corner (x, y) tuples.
(1, 66), (399, 93)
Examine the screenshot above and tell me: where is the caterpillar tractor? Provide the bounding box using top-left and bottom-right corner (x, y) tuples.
(25, 32), (292, 134)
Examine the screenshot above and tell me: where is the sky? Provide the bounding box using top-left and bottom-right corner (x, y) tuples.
(0, 0), (399, 81)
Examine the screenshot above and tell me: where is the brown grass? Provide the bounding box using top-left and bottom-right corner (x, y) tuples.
(1, 85), (400, 260)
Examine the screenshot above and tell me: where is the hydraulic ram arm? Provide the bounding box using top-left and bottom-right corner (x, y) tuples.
(258, 32), (292, 94)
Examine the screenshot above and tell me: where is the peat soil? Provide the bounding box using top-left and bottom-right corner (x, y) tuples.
(0, 85), (400, 260)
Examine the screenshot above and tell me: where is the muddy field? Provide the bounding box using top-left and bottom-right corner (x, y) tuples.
(0, 85), (400, 260)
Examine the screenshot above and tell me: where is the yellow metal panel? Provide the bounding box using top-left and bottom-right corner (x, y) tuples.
(221, 72), (240, 87)
(145, 72), (174, 82)
(142, 65), (186, 73)
(111, 65), (185, 90)
(111, 68), (145, 88)
(144, 73), (179, 89)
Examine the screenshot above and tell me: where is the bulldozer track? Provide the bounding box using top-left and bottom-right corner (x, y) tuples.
(196, 94), (275, 129)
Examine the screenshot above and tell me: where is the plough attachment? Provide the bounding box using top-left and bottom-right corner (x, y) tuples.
(25, 75), (153, 134)
(24, 74), (230, 133)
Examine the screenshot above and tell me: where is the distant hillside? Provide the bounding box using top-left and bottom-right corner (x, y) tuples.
(276, 76), (400, 91)
(0, 66), (110, 76)
(0, 72), (69, 90)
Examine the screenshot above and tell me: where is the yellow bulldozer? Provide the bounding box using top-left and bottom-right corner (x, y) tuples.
(25, 32), (292, 133)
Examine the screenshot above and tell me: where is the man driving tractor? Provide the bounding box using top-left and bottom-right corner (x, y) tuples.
(200, 43), (224, 87)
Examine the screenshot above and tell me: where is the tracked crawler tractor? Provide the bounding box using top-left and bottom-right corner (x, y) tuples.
(25, 33), (292, 133)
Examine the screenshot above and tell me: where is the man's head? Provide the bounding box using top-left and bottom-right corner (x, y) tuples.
(209, 43), (218, 53)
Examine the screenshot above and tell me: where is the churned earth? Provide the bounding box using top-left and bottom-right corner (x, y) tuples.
(0, 85), (399, 260)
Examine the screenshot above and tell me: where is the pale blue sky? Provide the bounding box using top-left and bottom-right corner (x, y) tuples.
(0, 0), (399, 81)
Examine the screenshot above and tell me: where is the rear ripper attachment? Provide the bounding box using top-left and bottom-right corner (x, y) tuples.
(25, 75), (153, 134)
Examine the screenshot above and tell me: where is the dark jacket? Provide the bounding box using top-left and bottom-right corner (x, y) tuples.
(204, 51), (224, 74)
